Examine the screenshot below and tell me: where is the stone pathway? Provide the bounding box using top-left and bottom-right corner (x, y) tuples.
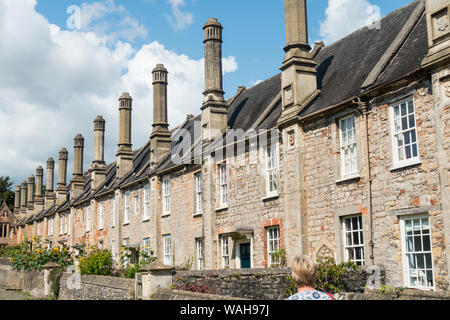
(0, 286), (35, 300)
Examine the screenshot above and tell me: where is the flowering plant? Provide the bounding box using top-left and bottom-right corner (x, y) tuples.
(9, 238), (73, 271)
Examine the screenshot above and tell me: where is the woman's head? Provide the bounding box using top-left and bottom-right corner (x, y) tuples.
(291, 255), (317, 288)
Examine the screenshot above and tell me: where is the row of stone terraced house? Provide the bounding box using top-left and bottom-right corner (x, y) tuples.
(11, 0), (450, 291)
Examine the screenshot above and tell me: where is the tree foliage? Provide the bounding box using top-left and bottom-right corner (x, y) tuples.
(0, 176), (14, 210)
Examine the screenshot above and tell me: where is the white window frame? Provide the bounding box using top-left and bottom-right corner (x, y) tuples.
(222, 236), (230, 269)
(266, 144), (279, 196)
(98, 203), (104, 230)
(163, 234), (172, 266)
(342, 215), (365, 266)
(59, 215), (63, 235)
(124, 191), (130, 224)
(400, 215), (435, 290)
(37, 222), (40, 237)
(219, 164), (228, 207)
(389, 97), (420, 169)
(64, 215), (68, 234)
(195, 173), (203, 214)
(143, 183), (150, 221)
(112, 197), (116, 227)
(196, 238), (204, 270)
(162, 176), (171, 215)
(339, 115), (359, 178)
(48, 217), (53, 236)
(68, 213), (71, 236)
(267, 226), (281, 268)
(86, 208), (90, 232)
(143, 237), (151, 254)
(134, 195), (139, 215)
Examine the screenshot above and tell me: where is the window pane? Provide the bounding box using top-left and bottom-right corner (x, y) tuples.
(417, 254), (425, 269)
(394, 119), (401, 133)
(402, 117), (408, 131)
(409, 115), (415, 129)
(406, 221), (412, 235)
(405, 145), (411, 159)
(413, 220), (421, 234)
(406, 236), (413, 252)
(414, 236), (422, 252)
(422, 219), (430, 234)
(408, 254), (416, 269)
(425, 254), (432, 269)
(408, 101), (414, 114)
(401, 103), (407, 116)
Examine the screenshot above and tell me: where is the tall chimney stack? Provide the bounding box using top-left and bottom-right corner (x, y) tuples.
(56, 148), (69, 205)
(26, 175), (35, 214)
(72, 134), (85, 199)
(20, 181), (27, 216)
(14, 185), (21, 215)
(201, 18), (228, 141)
(279, 0), (317, 114)
(116, 93), (134, 179)
(91, 116), (107, 190)
(150, 64), (172, 165)
(34, 166), (44, 212)
(45, 158), (55, 209)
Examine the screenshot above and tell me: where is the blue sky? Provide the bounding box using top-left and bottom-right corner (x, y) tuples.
(0, 0), (413, 184)
(34, 0), (412, 98)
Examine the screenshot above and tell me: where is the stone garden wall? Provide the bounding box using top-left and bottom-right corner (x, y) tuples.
(172, 267), (372, 300)
(58, 272), (135, 300)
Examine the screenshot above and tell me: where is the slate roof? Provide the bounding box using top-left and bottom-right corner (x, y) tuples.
(300, 0), (425, 117)
(227, 74), (281, 131)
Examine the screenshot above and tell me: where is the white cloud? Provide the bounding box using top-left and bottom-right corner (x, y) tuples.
(319, 0), (381, 45)
(79, 0), (148, 43)
(0, 0), (237, 186)
(166, 0), (194, 31)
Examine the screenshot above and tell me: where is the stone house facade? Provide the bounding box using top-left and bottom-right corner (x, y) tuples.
(11, 0), (450, 291)
(0, 203), (16, 247)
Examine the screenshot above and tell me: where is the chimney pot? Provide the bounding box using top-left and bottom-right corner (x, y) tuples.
(201, 17), (227, 141)
(150, 64), (172, 165)
(117, 93), (134, 178)
(92, 116), (107, 190)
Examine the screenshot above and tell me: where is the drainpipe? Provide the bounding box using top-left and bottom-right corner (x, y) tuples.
(357, 98), (375, 265)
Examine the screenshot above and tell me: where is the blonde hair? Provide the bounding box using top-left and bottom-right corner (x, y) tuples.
(291, 255), (317, 288)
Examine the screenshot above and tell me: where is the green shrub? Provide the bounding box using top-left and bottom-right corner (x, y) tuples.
(315, 257), (359, 293)
(122, 264), (140, 279)
(0, 245), (21, 258)
(79, 249), (114, 276)
(284, 257), (360, 297)
(9, 239), (73, 271)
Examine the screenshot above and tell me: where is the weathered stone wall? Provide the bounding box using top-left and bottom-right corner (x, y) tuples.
(0, 264), (23, 290)
(158, 165), (203, 268)
(213, 142), (287, 269)
(336, 288), (450, 300)
(0, 264), (46, 297)
(172, 267), (374, 300)
(173, 268), (293, 300)
(59, 273), (135, 300)
(152, 288), (244, 300)
(300, 79), (448, 290)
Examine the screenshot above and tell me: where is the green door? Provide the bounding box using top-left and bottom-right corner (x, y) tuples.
(240, 243), (251, 269)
